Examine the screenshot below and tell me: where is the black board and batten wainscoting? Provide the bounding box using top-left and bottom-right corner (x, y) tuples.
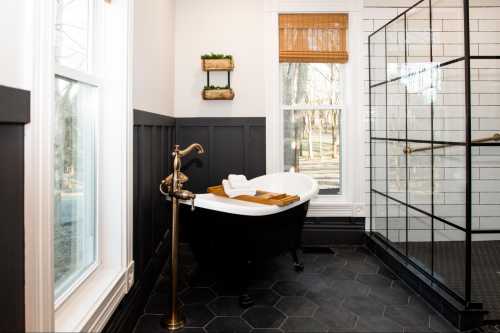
(0, 84), (30, 333)
(175, 117), (266, 193)
(105, 114), (267, 332)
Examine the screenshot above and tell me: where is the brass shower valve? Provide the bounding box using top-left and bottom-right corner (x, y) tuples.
(162, 172), (189, 191)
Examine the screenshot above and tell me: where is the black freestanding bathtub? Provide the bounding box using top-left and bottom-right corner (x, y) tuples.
(180, 172), (318, 306)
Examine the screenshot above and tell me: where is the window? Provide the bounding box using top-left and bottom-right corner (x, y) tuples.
(279, 14), (348, 194)
(281, 63), (344, 194)
(27, 0), (131, 331)
(53, 0), (99, 300)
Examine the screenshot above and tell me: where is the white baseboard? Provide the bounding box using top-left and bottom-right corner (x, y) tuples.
(127, 261), (135, 291)
(308, 202), (367, 217)
(82, 270), (129, 333)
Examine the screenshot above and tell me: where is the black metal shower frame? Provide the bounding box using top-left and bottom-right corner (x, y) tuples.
(368, 0), (500, 308)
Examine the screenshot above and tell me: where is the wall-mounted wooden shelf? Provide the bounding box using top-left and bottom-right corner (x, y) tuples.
(202, 88), (235, 100)
(202, 59), (234, 71)
(201, 55), (235, 101)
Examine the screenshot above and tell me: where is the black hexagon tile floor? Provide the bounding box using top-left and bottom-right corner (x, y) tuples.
(133, 246), (468, 333)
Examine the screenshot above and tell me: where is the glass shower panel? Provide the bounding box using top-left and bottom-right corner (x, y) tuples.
(434, 60), (466, 143)
(367, 0), (500, 317)
(471, 58), (500, 231)
(471, 58), (500, 142)
(388, 141), (406, 203)
(371, 140), (387, 195)
(387, 196), (406, 255)
(369, 28), (386, 87)
(472, 145), (500, 231)
(385, 14), (406, 83)
(407, 207), (432, 274)
(431, 0), (464, 63)
(468, 4), (500, 57)
(434, 225), (466, 298)
(371, 84), (387, 139)
(434, 145), (466, 229)
(372, 192), (388, 239)
(387, 81), (406, 140)
(405, 2), (434, 144)
(406, 1), (431, 64)
(408, 143), (432, 213)
(407, 76), (432, 142)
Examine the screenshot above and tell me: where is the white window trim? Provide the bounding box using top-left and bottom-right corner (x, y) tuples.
(25, 0), (135, 332)
(264, 0), (365, 218)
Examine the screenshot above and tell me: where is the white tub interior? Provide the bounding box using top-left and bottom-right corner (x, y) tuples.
(181, 172), (318, 216)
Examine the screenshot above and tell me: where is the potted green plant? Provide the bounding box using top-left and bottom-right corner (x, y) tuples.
(201, 53), (234, 71)
(202, 85), (235, 100)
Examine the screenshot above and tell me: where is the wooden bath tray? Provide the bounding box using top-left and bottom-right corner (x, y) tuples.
(207, 185), (300, 207)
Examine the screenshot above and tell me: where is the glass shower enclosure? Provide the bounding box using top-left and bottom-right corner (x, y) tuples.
(368, 0), (500, 326)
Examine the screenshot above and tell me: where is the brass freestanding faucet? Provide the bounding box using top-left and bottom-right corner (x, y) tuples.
(159, 143), (205, 331)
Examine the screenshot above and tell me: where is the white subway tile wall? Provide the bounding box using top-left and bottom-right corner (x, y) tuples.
(365, 0), (500, 242)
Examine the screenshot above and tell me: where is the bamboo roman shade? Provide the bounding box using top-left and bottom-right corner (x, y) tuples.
(279, 14), (348, 63)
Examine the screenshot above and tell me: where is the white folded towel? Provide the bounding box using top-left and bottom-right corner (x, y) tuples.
(228, 174), (251, 189)
(222, 179), (256, 198)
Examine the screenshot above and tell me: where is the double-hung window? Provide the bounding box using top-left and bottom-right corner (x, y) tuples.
(279, 14), (349, 194)
(53, 0), (100, 302)
(27, 0), (131, 331)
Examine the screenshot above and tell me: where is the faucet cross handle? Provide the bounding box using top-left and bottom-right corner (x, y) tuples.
(160, 172), (190, 196)
(177, 172), (189, 184)
(163, 172), (189, 187)
(174, 189), (197, 211)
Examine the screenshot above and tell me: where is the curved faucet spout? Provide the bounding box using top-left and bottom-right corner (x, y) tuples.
(179, 143), (205, 157)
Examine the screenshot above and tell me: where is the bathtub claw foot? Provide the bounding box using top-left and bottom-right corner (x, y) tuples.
(293, 262), (304, 272)
(239, 294), (254, 308)
(290, 249), (304, 272)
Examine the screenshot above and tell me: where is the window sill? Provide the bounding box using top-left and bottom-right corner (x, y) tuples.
(55, 266), (130, 332)
(55, 261), (100, 310)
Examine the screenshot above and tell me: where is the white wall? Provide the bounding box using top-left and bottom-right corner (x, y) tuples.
(133, 0), (175, 116)
(174, 0), (266, 118)
(0, 0), (33, 90)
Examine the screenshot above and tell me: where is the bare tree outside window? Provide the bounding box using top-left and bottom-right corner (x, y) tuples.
(281, 63), (344, 193)
(53, 78), (97, 297)
(55, 0), (91, 72)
